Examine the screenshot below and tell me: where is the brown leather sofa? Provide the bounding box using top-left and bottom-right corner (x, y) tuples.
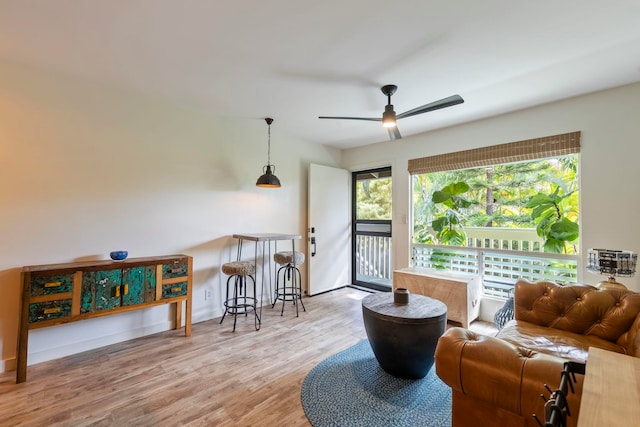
(435, 279), (640, 427)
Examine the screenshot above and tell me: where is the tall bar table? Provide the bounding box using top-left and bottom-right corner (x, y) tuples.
(232, 233), (302, 326)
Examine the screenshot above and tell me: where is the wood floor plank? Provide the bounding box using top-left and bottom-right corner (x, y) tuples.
(0, 287), (370, 427)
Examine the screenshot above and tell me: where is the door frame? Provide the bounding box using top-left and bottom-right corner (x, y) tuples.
(351, 166), (392, 291)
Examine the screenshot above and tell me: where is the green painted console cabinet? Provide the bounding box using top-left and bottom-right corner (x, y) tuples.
(16, 254), (193, 383)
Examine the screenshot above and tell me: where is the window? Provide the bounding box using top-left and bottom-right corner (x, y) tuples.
(409, 132), (580, 298)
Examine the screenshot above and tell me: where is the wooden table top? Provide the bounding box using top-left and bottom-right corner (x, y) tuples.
(361, 292), (447, 323)
(232, 233), (301, 241)
(22, 254), (190, 272)
(577, 347), (640, 426)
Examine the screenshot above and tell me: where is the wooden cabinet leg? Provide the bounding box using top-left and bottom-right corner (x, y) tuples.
(185, 299), (192, 337)
(16, 330), (28, 384)
(16, 272), (30, 383)
(175, 301), (182, 330)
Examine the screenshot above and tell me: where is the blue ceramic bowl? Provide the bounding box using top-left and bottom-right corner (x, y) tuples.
(110, 251), (128, 261)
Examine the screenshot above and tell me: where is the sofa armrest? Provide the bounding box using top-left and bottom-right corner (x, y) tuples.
(435, 327), (583, 420)
(621, 313), (640, 357)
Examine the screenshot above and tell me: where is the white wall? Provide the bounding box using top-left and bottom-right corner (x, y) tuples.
(342, 82), (640, 298)
(0, 60), (341, 371)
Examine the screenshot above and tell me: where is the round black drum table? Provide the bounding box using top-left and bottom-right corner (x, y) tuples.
(362, 292), (447, 379)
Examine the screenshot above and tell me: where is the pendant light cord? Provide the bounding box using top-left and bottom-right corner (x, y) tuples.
(267, 122), (271, 165)
(265, 117), (274, 166)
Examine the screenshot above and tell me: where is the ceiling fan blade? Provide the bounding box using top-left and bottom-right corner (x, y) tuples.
(396, 95), (464, 120)
(387, 127), (402, 141)
(318, 116), (381, 122)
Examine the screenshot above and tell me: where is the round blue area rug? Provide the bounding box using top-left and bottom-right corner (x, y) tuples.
(301, 339), (451, 427)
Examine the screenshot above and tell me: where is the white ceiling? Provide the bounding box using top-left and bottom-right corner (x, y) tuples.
(1, 0), (640, 149)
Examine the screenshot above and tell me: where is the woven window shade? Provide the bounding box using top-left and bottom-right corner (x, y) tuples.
(408, 131), (581, 175)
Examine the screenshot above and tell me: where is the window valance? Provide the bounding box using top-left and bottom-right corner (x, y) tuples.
(408, 131), (581, 175)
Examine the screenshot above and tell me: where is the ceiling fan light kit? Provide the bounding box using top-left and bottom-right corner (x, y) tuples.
(382, 105), (396, 128)
(319, 84), (464, 140)
(256, 117), (281, 188)
(381, 84), (397, 128)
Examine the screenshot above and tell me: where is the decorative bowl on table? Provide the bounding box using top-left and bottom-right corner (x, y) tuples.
(110, 251), (128, 261)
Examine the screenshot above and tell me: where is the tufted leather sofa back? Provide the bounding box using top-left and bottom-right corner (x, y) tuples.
(514, 279), (640, 356)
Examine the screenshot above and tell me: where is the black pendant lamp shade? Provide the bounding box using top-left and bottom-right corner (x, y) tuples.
(256, 164), (281, 188)
(256, 117), (281, 188)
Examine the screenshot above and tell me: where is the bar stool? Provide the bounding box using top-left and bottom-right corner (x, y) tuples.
(220, 261), (259, 331)
(272, 251), (306, 316)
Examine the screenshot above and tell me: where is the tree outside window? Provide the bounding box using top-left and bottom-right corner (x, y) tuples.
(356, 174), (392, 220)
(413, 155), (579, 254)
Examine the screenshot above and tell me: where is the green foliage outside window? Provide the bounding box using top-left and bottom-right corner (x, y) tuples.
(413, 156), (579, 254)
(527, 186), (579, 253)
(356, 176), (392, 220)
(430, 181), (472, 246)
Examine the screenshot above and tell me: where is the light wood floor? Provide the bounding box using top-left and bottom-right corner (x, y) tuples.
(1, 287), (371, 427)
(0, 287), (497, 427)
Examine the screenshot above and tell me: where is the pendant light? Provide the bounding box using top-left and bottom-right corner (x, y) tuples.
(256, 117), (281, 188)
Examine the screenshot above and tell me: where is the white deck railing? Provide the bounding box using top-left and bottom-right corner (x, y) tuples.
(356, 227), (579, 298)
(355, 234), (393, 282)
(412, 244), (578, 297)
(465, 227), (544, 252)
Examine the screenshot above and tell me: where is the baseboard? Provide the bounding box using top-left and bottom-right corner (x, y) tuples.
(192, 306), (224, 324)
(27, 320), (175, 366)
(1, 358), (16, 373)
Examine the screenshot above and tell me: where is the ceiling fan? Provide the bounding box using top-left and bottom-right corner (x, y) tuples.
(319, 85), (464, 141)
